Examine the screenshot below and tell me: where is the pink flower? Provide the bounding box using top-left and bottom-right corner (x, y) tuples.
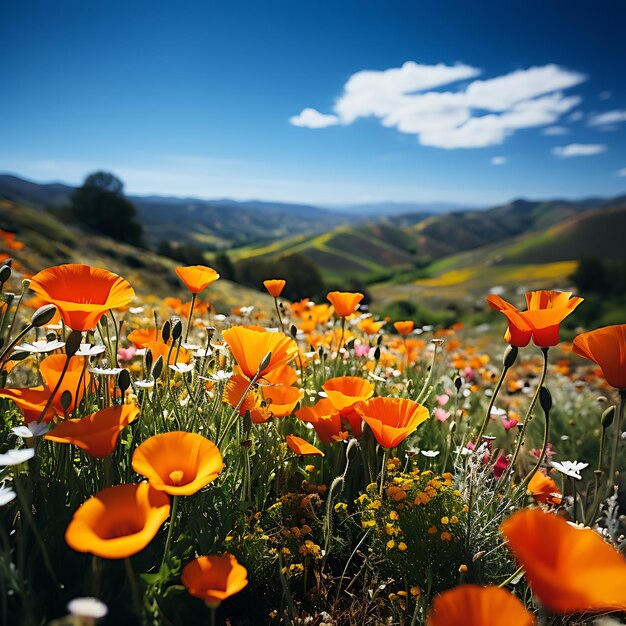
(501, 417), (519, 431)
(433, 408), (451, 422)
(532, 442), (556, 458)
(354, 344), (370, 358)
(436, 393), (450, 406)
(463, 367), (475, 382)
(118, 346), (137, 362)
(493, 453), (509, 478)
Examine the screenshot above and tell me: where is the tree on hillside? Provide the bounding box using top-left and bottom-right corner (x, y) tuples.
(69, 172), (144, 246)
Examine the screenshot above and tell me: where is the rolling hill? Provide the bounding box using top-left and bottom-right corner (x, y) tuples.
(0, 174), (355, 249)
(0, 198), (275, 312)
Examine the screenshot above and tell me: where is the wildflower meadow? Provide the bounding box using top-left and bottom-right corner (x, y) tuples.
(0, 246), (625, 625)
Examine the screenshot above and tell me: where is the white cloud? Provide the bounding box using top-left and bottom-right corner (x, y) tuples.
(291, 62), (587, 149)
(617, 168), (626, 177)
(599, 91), (611, 100)
(588, 110), (626, 127)
(552, 143), (607, 158)
(542, 125), (569, 136)
(289, 107), (339, 128)
(491, 156), (507, 165)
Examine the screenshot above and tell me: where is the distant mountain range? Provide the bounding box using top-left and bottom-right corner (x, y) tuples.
(1, 173), (625, 306)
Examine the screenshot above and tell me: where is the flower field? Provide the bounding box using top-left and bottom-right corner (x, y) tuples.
(0, 245), (625, 625)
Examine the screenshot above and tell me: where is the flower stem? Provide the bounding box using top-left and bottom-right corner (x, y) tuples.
(506, 348), (549, 483)
(158, 495), (179, 590)
(184, 293), (196, 343)
(608, 389), (625, 489)
(476, 364), (510, 443)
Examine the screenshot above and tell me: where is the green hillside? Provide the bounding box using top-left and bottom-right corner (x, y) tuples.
(0, 199), (275, 312)
(372, 202), (626, 306)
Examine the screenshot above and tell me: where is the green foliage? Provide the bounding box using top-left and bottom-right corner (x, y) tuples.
(68, 171), (144, 246)
(235, 252), (326, 301)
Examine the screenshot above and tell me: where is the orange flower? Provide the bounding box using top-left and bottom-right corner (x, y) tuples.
(175, 265), (220, 294)
(354, 397), (429, 449)
(223, 374), (271, 423)
(45, 405), (139, 457)
(260, 383), (303, 418)
(394, 320), (415, 335)
(182, 554), (248, 608)
(486, 290), (583, 347)
(144, 340), (190, 366)
(222, 326), (298, 380)
(286, 434), (324, 456)
(322, 376), (374, 436)
(295, 398), (347, 443)
(427, 585), (535, 626)
(263, 279), (286, 298)
(501, 507), (626, 613)
(29, 264), (135, 331)
(65, 483), (170, 559)
(127, 328), (158, 348)
(326, 291), (364, 318)
(0, 355), (90, 422)
(527, 471), (562, 506)
(573, 324), (626, 389)
(132, 431), (224, 496)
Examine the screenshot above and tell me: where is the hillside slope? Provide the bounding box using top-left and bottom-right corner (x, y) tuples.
(0, 199), (274, 311)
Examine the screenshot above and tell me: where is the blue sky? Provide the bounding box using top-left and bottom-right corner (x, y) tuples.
(1, 0), (626, 206)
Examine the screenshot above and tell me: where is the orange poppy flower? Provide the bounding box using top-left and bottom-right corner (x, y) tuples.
(354, 397), (429, 449)
(322, 376), (374, 436)
(144, 340), (190, 366)
(486, 290), (583, 348)
(261, 383), (303, 418)
(127, 328), (158, 348)
(182, 554), (248, 608)
(501, 507), (626, 613)
(427, 585), (535, 626)
(29, 264), (135, 331)
(263, 279), (286, 298)
(223, 374), (271, 423)
(175, 265), (220, 294)
(45, 405), (139, 457)
(132, 431), (224, 496)
(222, 326), (298, 381)
(527, 471), (562, 506)
(327, 291), (364, 318)
(295, 399), (347, 443)
(0, 355), (90, 422)
(573, 324), (626, 389)
(286, 434), (324, 456)
(263, 364), (298, 387)
(65, 483), (170, 559)
(0, 386), (56, 422)
(394, 320), (415, 335)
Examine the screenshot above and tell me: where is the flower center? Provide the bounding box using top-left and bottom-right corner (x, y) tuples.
(169, 470), (184, 485)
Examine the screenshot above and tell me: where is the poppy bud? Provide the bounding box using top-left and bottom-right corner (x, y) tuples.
(0, 264), (11, 284)
(152, 355), (163, 379)
(539, 386), (552, 414)
(118, 369), (131, 394)
(345, 338), (355, 351)
(601, 405), (615, 429)
(31, 304), (57, 328)
(377, 335), (383, 346)
(374, 346), (381, 361)
(258, 351), (272, 374)
(290, 324), (298, 339)
(172, 320), (182, 341)
(472, 551), (485, 562)
(65, 330), (83, 357)
(161, 321), (171, 343)
(503, 345), (518, 368)
(454, 376), (462, 391)
(145, 349), (153, 374)
(406, 379), (414, 394)
(60, 390), (73, 413)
